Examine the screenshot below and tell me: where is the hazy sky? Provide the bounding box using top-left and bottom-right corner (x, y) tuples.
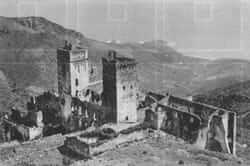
(0, 0), (250, 59)
(0, 0), (160, 42)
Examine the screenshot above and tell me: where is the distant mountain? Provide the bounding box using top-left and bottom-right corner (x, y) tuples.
(191, 58), (250, 95)
(0, 16), (250, 113)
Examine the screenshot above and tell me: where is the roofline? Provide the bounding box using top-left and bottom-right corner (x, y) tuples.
(168, 95), (235, 114)
(57, 47), (88, 52)
(157, 103), (202, 122)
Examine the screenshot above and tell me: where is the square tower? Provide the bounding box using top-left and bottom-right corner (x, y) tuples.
(102, 50), (138, 123)
(57, 42), (89, 99)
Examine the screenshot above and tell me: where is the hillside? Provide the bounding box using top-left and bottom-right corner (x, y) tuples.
(194, 80), (250, 112)
(0, 16), (88, 112)
(0, 16), (250, 112)
(0, 130), (248, 166)
(87, 39), (250, 96)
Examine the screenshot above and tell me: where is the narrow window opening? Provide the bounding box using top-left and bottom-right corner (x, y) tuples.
(62, 64), (66, 77)
(75, 78), (79, 86)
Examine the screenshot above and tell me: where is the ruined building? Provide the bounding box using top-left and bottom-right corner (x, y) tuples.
(2, 106), (44, 142)
(144, 94), (237, 155)
(102, 50), (138, 123)
(57, 41), (89, 99)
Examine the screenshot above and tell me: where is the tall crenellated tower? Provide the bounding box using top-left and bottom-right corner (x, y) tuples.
(57, 41), (89, 99)
(102, 50), (138, 123)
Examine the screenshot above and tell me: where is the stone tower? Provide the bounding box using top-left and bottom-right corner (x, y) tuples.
(102, 50), (138, 123)
(57, 41), (89, 99)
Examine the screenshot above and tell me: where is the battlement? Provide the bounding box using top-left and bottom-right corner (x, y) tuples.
(102, 50), (137, 71)
(57, 41), (88, 62)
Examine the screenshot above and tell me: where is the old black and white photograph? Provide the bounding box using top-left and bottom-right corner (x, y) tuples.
(0, 0), (249, 165)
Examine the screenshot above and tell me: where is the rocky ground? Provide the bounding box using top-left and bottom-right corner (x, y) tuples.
(74, 133), (249, 166)
(0, 130), (250, 166)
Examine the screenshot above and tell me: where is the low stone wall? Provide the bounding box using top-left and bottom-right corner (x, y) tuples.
(0, 140), (20, 149)
(64, 125), (151, 159)
(91, 130), (149, 155)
